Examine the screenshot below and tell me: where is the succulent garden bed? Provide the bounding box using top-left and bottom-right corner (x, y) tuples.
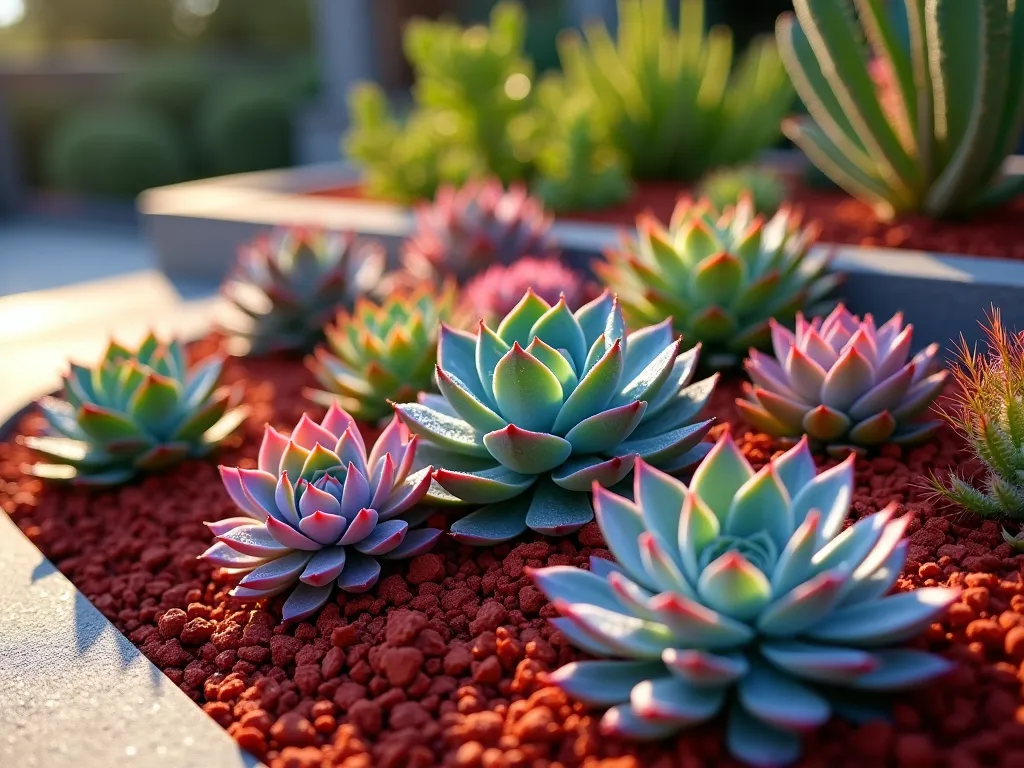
(2, 334), (1023, 768)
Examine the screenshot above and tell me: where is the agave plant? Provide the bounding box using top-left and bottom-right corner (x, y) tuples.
(394, 289), (717, 544)
(461, 257), (596, 325)
(738, 305), (947, 456)
(558, 0), (793, 181)
(531, 435), (957, 767)
(202, 405), (439, 622)
(777, 0), (1024, 220)
(21, 335), (246, 485)
(220, 227), (385, 355)
(305, 282), (458, 424)
(401, 178), (557, 283)
(594, 195), (838, 368)
(930, 309), (1024, 518)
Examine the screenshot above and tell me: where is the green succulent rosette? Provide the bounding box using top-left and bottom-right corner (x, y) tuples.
(532, 434), (958, 766)
(22, 334), (247, 485)
(394, 289), (717, 544)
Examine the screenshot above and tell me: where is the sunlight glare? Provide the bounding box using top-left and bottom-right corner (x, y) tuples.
(0, 0), (24, 28)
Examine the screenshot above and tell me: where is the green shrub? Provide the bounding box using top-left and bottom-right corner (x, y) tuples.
(197, 78), (296, 176)
(44, 106), (190, 199)
(116, 54), (214, 130)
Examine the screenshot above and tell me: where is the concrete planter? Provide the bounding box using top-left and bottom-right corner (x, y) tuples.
(139, 155), (1024, 354)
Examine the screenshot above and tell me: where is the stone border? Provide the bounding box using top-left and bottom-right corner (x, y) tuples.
(139, 156), (1024, 354)
(0, 406), (264, 768)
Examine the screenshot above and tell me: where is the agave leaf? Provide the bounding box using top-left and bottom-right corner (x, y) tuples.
(789, 454), (854, 538)
(615, 419), (714, 465)
(530, 298), (589, 372)
(433, 463), (535, 504)
(633, 460), (687, 564)
(482, 424), (572, 475)
(552, 340), (623, 435)
(724, 463), (793, 547)
(593, 485), (658, 591)
(497, 291), (553, 347)
(564, 401), (647, 454)
(438, 324), (490, 404)
(435, 367), (507, 433)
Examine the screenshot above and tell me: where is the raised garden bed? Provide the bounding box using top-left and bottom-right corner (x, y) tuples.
(3, 333), (1022, 768)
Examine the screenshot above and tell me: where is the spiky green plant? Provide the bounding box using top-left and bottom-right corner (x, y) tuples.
(204, 405), (438, 622)
(697, 166), (787, 215)
(777, 0), (1024, 220)
(344, 2), (536, 202)
(930, 309), (1024, 518)
(531, 434), (957, 767)
(594, 195), (839, 369)
(558, 0), (794, 181)
(393, 289), (717, 544)
(305, 282), (459, 424)
(220, 227), (385, 356)
(21, 335), (247, 485)
(531, 79), (632, 212)
(739, 306), (948, 456)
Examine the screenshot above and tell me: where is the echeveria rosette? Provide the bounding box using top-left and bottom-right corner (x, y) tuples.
(530, 435), (958, 767)
(22, 334), (246, 486)
(202, 404), (439, 623)
(461, 257), (597, 325)
(393, 289), (717, 544)
(305, 281), (459, 424)
(221, 227), (386, 356)
(401, 178), (557, 283)
(594, 195), (839, 369)
(738, 306), (948, 456)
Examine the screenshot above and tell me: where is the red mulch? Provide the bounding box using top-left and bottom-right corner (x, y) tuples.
(4, 338), (1024, 768)
(312, 181), (1024, 260)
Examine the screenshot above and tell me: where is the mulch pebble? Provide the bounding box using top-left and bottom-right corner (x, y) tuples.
(4, 337), (1024, 768)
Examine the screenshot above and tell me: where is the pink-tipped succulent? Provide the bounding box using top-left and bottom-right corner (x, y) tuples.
(461, 257), (597, 324)
(738, 305), (947, 455)
(401, 178), (557, 282)
(202, 404), (439, 622)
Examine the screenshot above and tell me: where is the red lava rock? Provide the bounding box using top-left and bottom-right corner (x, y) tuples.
(158, 608), (187, 639)
(407, 554), (445, 584)
(348, 700), (383, 736)
(381, 647), (424, 687)
(7, 348), (1023, 767)
(270, 712), (316, 748)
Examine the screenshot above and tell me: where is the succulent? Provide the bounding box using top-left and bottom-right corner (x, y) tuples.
(738, 305), (947, 455)
(697, 166), (787, 216)
(220, 227), (385, 356)
(462, 257), (596, 326)
(777, 0), (1024, 220)
(558, 0), (794, 181)
(202, 405), (439, 622)
(402, 178), (557, 283)
(594, 195), (839, 368)
(532, 78), (632, 213)
(305, 282), (459, 424)
(22, 334), (246, 486)
(930, 310), (1024, 518)
(394, 289), (717, 544)
(344, 2), (536, 203)
(531, 435), (957, 767)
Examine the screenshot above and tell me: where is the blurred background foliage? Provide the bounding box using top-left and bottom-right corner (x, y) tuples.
(0, 0), (791, 200)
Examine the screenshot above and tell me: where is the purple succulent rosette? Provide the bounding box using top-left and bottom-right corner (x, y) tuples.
(738, 305), (948, 455)
(202, 404), (439, 622)
(531, 434), (958, 767)
(394, 289), (717, 544)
